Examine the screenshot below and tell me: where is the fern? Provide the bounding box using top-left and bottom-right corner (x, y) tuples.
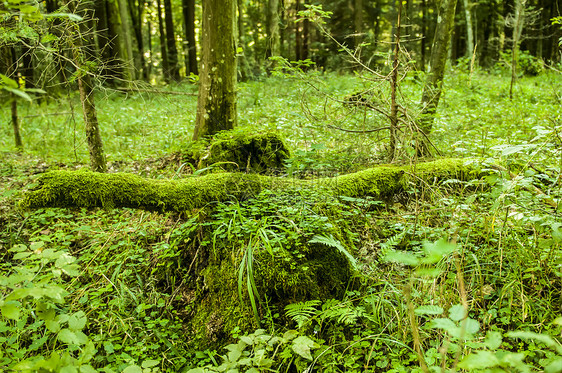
(285, 300), (321, 329)
(309, 234), (359, 271)
(320, 299), (365, 326)
(380, 231), (406, 252)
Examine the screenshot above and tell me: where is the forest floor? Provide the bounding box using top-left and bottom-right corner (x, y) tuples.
(1, 68), (561, 372)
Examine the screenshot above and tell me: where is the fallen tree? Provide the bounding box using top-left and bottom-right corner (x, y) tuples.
(17, 157), (484, 348)
(20, 158), (481, 211)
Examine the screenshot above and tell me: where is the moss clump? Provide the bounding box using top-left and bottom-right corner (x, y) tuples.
(187, 130), (291, 173)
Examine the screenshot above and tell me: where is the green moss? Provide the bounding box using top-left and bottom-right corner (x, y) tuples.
(187, 130), (291, 173)
(19, 158), (483, 212)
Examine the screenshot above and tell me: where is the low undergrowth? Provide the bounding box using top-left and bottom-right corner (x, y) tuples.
(1, 71), (561, 372)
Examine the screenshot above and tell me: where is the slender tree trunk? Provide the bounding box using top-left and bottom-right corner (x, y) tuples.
(128, 0), (148, 80)
(302, 0), (309, 60)
(295, 0), (302, 60)
(419, 0), (458, 137)
(354, 0), (363, 48)
(117, 0), (136, 81)
(237, 0), (251, 80)
(11, 96), (23, 151)
(193, 0), (237, 140)
(389, 0), (402, 161)
(510, 0), (526, 100)
(3, 47), (24, 150)
(163, 0), (180, 81)
(420, 0), (427, 71)
(156, 0), (169, 81)
(462, 0), (474, 58)
(182, 0), (198, 75)
(68, 2), (107, 172)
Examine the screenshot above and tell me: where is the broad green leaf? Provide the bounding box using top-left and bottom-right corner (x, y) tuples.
(421, 239), (457, 264)
(141, 360), (160, 368)
(484, 331), (503, 350)
(79, 365), (97, 373)
(58, 329), (87, 345)
(283, 329), (298, 341)
(68, 311), (87, 331)
(383, 250), (419, 266)
(545, 358), (562, 373)
(429, 318), (457, 332)
(507, 331), (562, 354)
(448, 304), (466, 321)
(1, 301), (21, 320)
(122, 365), (143, 373)
(414, 305), (444, 316)
(292, 336), (318, 361)
(55, 253), (76, 269)
(464, 318), (480, 335)
(458, 350), (499, 369)
(0, 74), (18, 89)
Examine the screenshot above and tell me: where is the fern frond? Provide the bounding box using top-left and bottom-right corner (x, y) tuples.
(285, 300), (321, 329)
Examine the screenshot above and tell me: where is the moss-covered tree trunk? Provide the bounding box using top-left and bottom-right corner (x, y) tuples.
(510, 0), (526, 100)
(20, 159), (480, 211)
(193, 0), (237, 140)
(418, 0), (458, 136)
(69, 4), (107, 173)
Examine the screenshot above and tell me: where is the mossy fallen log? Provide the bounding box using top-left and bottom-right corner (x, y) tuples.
(20, 158), (481, 211)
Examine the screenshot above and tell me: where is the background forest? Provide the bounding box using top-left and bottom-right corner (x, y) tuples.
(1, 0), (562, 372)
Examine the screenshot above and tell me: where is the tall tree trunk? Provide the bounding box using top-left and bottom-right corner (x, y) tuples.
(128, 0), (148, 80)
(163, 0), (180, 81)
(156, 0), (169, 81)
(266, 0), (281, 61)
(420, 0), (427, 71)
(389, 0), (402, 161)
(295, 0), (302, 60)
(237, 0), (251, 80)
(462, 0), (474, 58)
(193, 0), (237, 140)
(354, 0), (363, 48)
(182, 0), (198, 75)
(68, 2), (107, 172)
(419, 0), (458, 138)
(11, 96), (23, 151)
(509, 0), (526, 100)
(4, 47), (23, 150)
(117, 0), (137, 81)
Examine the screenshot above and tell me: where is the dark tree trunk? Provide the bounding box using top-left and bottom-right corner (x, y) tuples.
(163, 0), (180, 81)
(129, 0), (148, 80)
(182, 0), (198, 75)
(156, 0), (169, 81)
(295, 0), (302, 60)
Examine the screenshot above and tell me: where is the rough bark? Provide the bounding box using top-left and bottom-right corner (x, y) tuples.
(389, 0), (402, 162)
(20, 159), (480, 211)
(419, 0), (458, 136)
(462, 0), (474, 59)
(182, 0), (198, 75)
(510, 0), (526, 100)
(354, 0), (363, 48)
(69, 4), (108, 172)
(11, 96), (23, 151)
(156, 0), (169, 81)
(117, 0), (136, 81)
(266, 0), (281, 60)
(193, 0), (237, 140)
(163, 0), (180, 81)
(237, 0), (252, 80)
